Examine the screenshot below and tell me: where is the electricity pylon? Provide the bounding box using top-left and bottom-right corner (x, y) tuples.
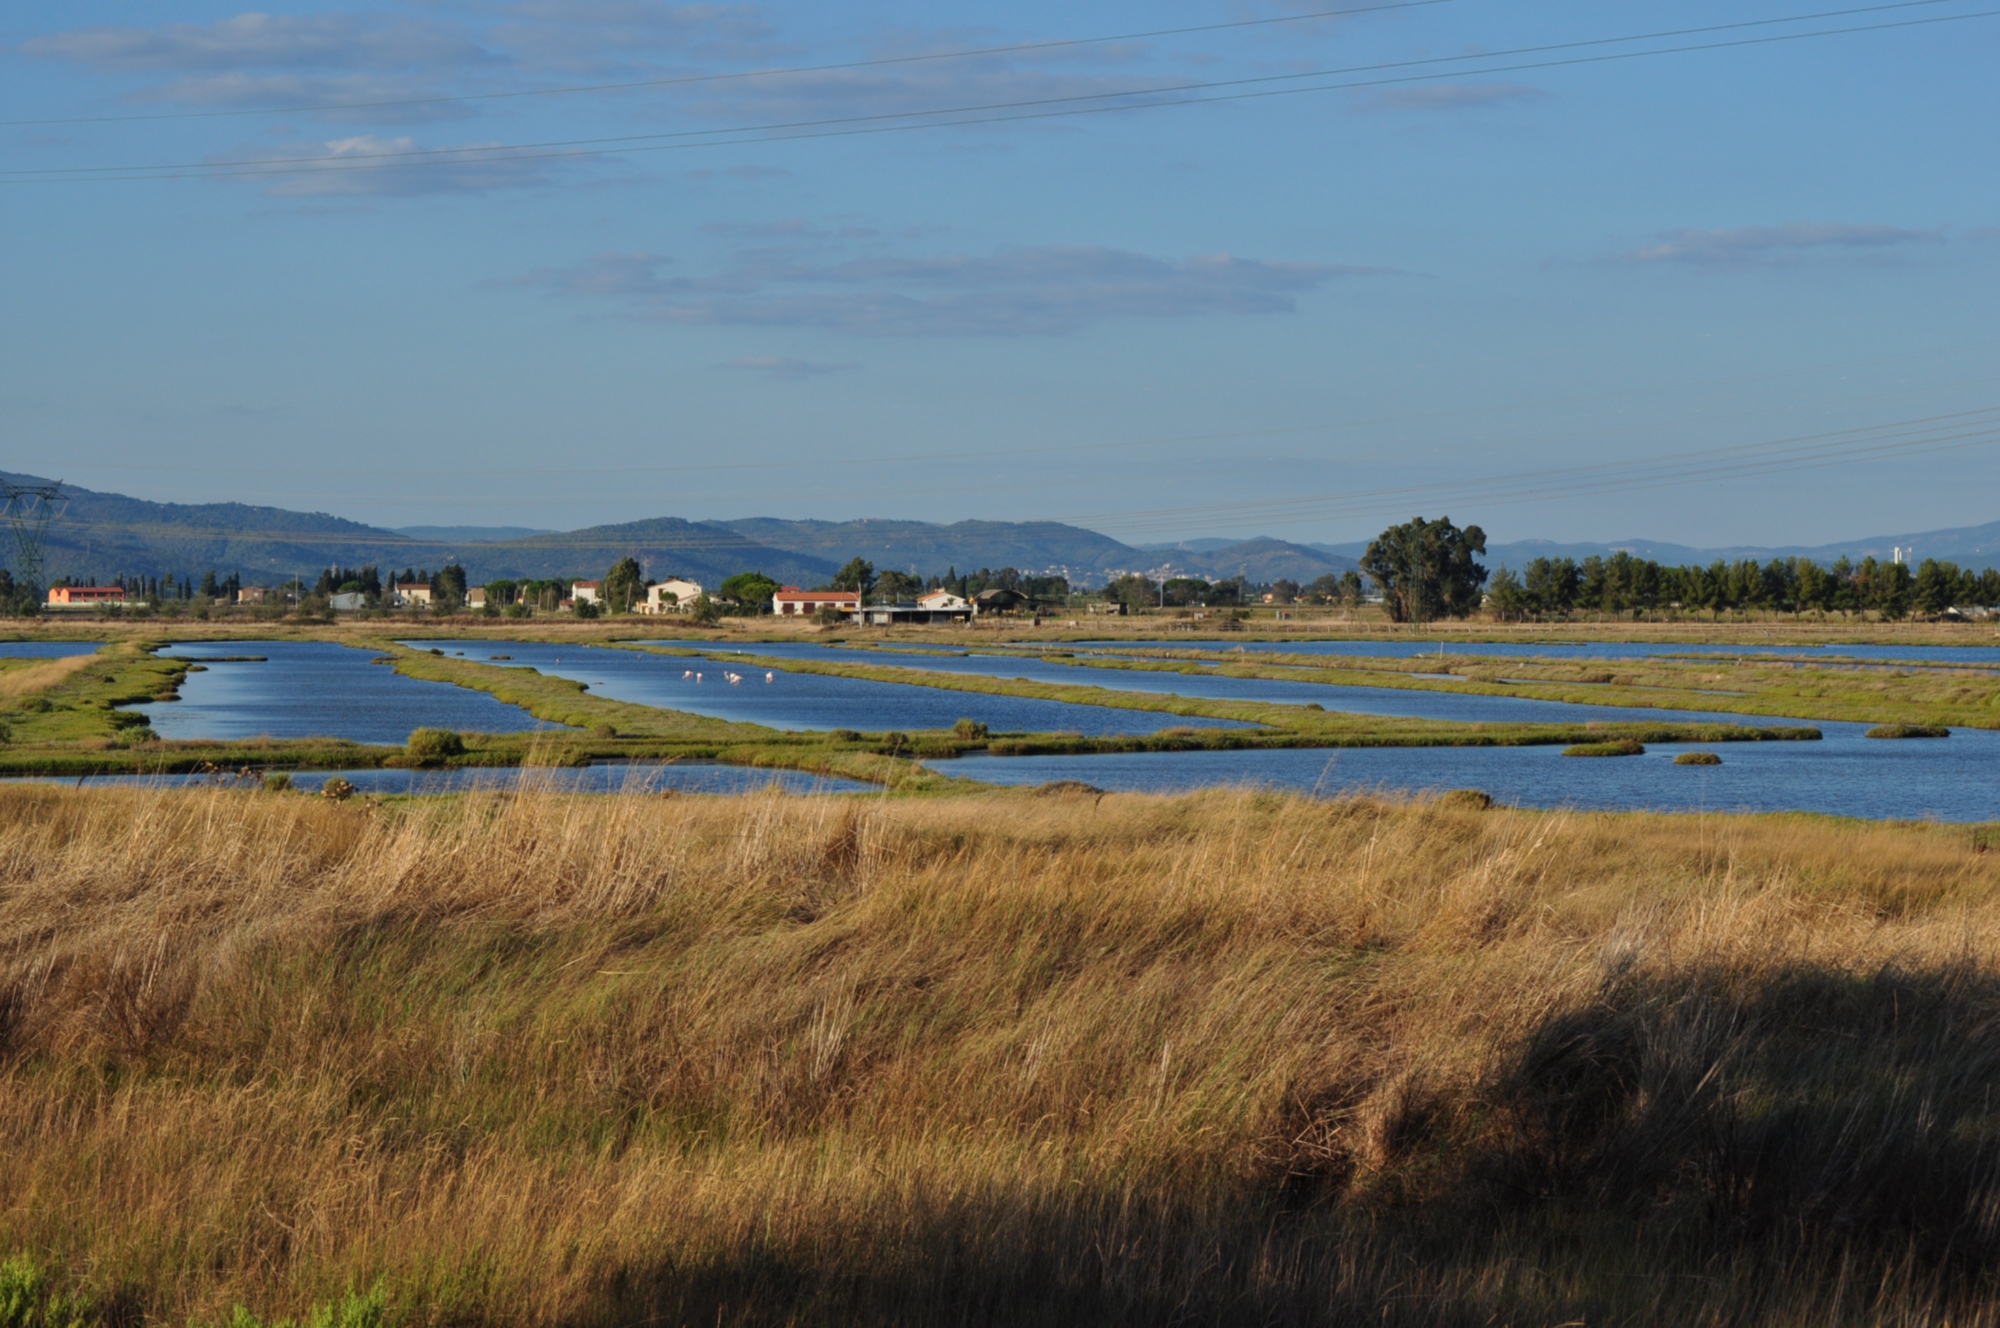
(0, 480), (67, 598)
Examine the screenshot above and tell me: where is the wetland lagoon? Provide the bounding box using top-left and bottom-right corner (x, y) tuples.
(0, 629), (1984, 819)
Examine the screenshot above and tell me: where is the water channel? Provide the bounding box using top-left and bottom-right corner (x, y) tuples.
(936, 723), (2000, 821)
(135, 641), (560, 743)
(70, 636), (2000, 819)
(10, 763), (870, 797)
(404, 640), (1251, 736)
(632, 639), (1782, 727)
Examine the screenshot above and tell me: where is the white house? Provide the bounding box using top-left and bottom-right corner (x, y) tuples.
(465, 587), (487, 609)
(917, 590), (970, 613)
(772, 586), (861, 617)
(329, 591), (367, 612)
(572, 580), (602, 605)
(390, 582), (432, 607)
(641, 578), (704, 614)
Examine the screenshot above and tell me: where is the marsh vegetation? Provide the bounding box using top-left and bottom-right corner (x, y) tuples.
(8, 786), (2000, 1324)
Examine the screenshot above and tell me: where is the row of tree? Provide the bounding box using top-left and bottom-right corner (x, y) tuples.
(1485, 552), (2000, 621)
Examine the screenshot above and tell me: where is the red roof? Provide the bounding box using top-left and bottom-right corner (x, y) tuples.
(773, 588), (859, 601)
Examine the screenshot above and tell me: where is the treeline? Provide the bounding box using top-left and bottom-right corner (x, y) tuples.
(1102, 570), (1366, 610)
(1487, 552), (2000, 621)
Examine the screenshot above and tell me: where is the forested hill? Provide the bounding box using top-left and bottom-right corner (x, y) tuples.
(719, 518), (1141, 577)
(3, 471), (424, 585)
(450, 519), (834, 586)
(9, 469), (1993, 587)
(1, 475), (831, 586)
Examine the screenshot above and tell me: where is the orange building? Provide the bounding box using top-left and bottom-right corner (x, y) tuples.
(46, 586), (131, 606)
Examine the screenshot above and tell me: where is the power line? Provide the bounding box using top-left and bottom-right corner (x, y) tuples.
(16, 406), (2000, 550)
(0, 0), (1457, 128)
(5, 1), (1989, 184)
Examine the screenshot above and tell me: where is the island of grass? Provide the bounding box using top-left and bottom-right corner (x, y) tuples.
(0, 630), (1917, 792)
(1563, 738), (1646, 757)
(1866, 723), (1952, 738)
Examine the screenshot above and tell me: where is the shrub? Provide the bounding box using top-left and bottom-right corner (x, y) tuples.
(1440, 788), (1494, 809)
(829, 729), (863, 743)
(319, 777), (356, 802)
(406, 729), (466, 764)
(1674, 751), (1723, 765)
(952, 718), (989, 740)
(590, 723), (618, 739)
(0, 1252), (91, 1328)
(814, 604), (849, 628)
(263, 773), (293, 792)
(1562, 738), (1645, 757)
(1865, 723), (1950, 739)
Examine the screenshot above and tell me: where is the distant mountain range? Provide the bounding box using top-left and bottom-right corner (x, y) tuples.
(7, 470), (1998, 589)
(1311, 519), (2000, 572)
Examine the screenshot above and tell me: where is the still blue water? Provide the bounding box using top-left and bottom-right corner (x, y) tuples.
(629, 639), (1784, 728)
(0, 641), (103, 657)
(403, 641), (1250, 736)
(8, 763), (870, 796)
(1070, 638), (2000, 665)
(135, 642), (561, 743)
(936, 722), (2000, 821)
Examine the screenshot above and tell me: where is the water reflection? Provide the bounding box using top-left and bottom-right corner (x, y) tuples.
(137, 641), (561, 743)
(936, 722), (2000, 821)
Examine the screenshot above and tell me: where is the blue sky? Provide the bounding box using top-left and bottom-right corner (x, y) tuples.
(3, 0), (1997, 547)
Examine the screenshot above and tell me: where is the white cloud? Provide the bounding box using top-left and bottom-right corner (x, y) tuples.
(21, 12), (492, 73)
(510, 243), (1392, 335)
(216, 134), (556, 196)
(715, 356), (858, 379)
(1625, 223), (1948, 266)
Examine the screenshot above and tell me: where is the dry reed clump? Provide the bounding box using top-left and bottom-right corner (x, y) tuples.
(4, 785), (2000, 1325)
(0, 654), (107, 702)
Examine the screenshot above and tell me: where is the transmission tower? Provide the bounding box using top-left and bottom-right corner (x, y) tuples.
(0, 481), (67, 598)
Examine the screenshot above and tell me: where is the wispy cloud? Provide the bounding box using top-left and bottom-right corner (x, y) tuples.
(21, 12), (493, 73)
(1624, 223), (1948, 266)
(218, 135), (556, 196)
(715, 356), (858, 380)
(509, 243), (1392, 335)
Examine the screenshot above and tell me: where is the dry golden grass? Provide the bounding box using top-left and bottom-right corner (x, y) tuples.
(5, 785), (2000, 1325)
(0, 653), (99, 698)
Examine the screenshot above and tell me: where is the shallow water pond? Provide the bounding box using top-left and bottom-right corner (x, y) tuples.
(135, 641), (562, 743)
(405, 640), (1251, 736)
(9, 762), (870, 797)
(935, 721), (2000, 821)
(635, 639), (1775, 728)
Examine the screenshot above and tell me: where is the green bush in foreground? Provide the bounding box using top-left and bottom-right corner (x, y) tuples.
(1562, 738), (1646, 757)
(1675, 751), (1723, 765)
(0, 1253), (90, 1328)
(1865, 723), (1951, 739)
(0, 1253), (386, 1328)
(405, 728), (466, 764)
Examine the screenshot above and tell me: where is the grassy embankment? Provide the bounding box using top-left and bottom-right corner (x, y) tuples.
(0, 642), (970, 789)
(0, 643), (423, 780)
(624, 643), (1819, 755)
(31, 621), (2000, 781)
(0, 635), (1822, 783)
(8, 785), (2000, 1324)
(16, 603), (2000, 652)
(1041, 645), (2000, 730)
